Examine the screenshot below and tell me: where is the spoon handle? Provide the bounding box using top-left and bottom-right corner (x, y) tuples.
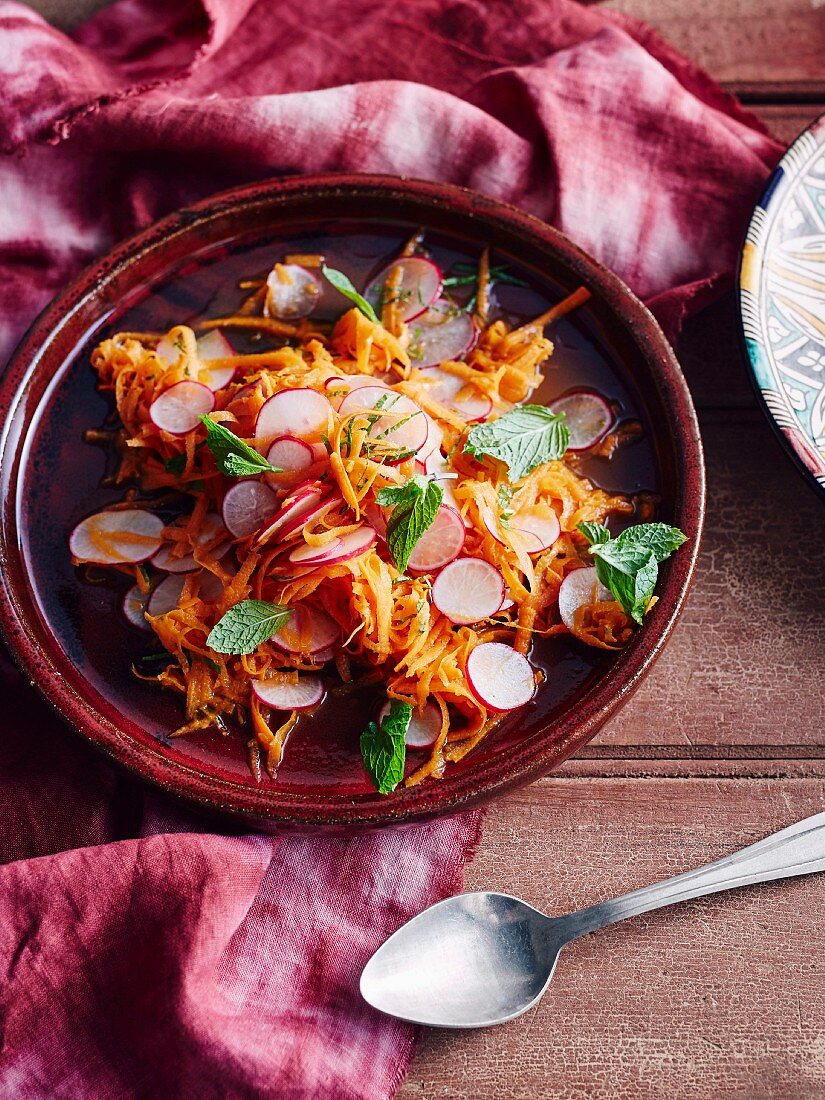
(560, 811), (825, 940)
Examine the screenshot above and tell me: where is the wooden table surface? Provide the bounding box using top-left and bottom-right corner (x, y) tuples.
(401, 4), (825, 1098)
(19, 0), (825, 1095)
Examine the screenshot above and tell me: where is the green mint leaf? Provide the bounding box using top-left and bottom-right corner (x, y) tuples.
(378, 475), (443, 573)
(200, 415), (279, 477)
(614, 522), (687, 563)
(584, 522), (687, 625)
(360, 698), (412, 794)
(322, 265), (380, 324)
(464, 405), (569, 482)
(592, 547), (658, 625)
(577, 521), (611, 546)
(206, 599), (292, 655)
(164, 454), (187, 475)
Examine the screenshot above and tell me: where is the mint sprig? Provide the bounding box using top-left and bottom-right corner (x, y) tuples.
(464, 405), (569, 482)
(200, 415), (279, 478)
(206, 599), (292, 655)
(322, 265), (380, 324)
(376, 475), (443, 573)
(360, 698), (413, 794)
(578, 521), (687, 625)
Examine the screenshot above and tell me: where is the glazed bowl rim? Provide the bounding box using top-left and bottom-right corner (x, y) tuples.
(0, 172), (705, 829)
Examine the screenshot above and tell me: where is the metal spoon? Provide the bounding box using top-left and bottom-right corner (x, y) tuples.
(360, 811), (825, 1028)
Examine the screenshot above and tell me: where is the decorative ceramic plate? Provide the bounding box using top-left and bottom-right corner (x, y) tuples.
(0, 175), (704, 829)
(740, 113), (825, 493)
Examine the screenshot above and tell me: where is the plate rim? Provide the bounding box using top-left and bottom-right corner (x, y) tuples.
(738, 111), (825, 498)
(0, 173), (705, 829)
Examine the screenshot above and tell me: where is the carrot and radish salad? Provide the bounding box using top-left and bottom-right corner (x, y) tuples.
(70, 241), (686, 793)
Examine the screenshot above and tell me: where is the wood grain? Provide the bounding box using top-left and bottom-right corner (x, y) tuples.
(402, 778), (825, 1099)
(605, 0), (825, 88)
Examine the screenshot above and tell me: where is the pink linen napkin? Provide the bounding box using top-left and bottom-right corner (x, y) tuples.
(0, 1), (781, 1096)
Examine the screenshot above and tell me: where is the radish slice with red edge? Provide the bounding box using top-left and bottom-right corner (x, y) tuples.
(196, 331), (236, 391)
(365, 257), (442, 322)
(70, 509), (164, 565)
(256, 487), (326, 544)
(379, 700), (442, 749)
(548, 389), (613, 451)
(308, 644), (337, 666)
(431, 558), (505, 624)
(558, 567), (613, 634)
(407, 505), (466, 572)
(288, 537), (344, 565)
(338, 387), (428, 454)
(466, 642), (535, 712)
(288, 525), (377, 567)
(147, 570), (224, 618)
(122, 585), (151, 631)
(408, 301), (477, 368)
(272, 604), (340, 655)
(264, 264), (321, 320)
(252, 675), (325, 711)
(255, 388), (333, 446)
(266, 435), (315, 477)
(150, 381), (215, 436)
(222, 481), (279, 539)
(418, 366), (492, 422)
(151, 512), (227, 573)
(276, 494), (344, 542)
(510, 506), (561, 555)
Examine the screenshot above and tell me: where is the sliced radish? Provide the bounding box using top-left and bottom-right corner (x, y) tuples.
(264, 264), (322, 320)
(466, 642), (535, 712)
(222, 481), (279, 539)
(498, 597), (516, 612)
(266, 436), (315, 478)
(276, 494), (343, 542)
(407, 506), (466, 572)
(70, 509), (164, 565)
(325, 375), (391, 410)
(150, 381), (215, 436)
(510, 506), (561, 555)
(363, 502), (388, 540)
(289, 525), (377, 567)
(122, 585), (151, 631)
(308, 644), (337, 665)
(151, 512), (227, 573)
(418, 415), (444, 461)
(147, 570), (223, 617)
(272, 604), (340, 655)
(366, 257), (442, 322)
(255, 388), (333, 446)
(196, 331), (236, 391)
(379, 700), (442, 749)
(288, 537), (344, 565)
(338, 387), (428, 454)
(558, 567), (613, 633)
(252, 674), (325, 710)
(418, 366), (492, 422)
(407, 301), (477, 368)
(147, 574), (185, 616)
(256, 488), (327, 544)
(549, 389), (613, 451)
(431, 558), (505, 624)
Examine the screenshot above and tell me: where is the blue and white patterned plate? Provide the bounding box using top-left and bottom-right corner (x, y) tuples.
(739, 113), (825, 495)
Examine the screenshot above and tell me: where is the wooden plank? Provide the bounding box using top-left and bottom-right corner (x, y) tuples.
(750, 104), (825, 145)
(401, 777), (825, 1100)
(590, 404), (825, 753)
(604, 0), (825, 89)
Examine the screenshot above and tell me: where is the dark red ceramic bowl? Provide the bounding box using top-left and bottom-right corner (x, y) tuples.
(0, 175), (704, 829)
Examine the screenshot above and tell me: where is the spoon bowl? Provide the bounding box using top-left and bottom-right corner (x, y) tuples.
(361, 813), (825, 1029)
(360, 893), (565, 1028)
